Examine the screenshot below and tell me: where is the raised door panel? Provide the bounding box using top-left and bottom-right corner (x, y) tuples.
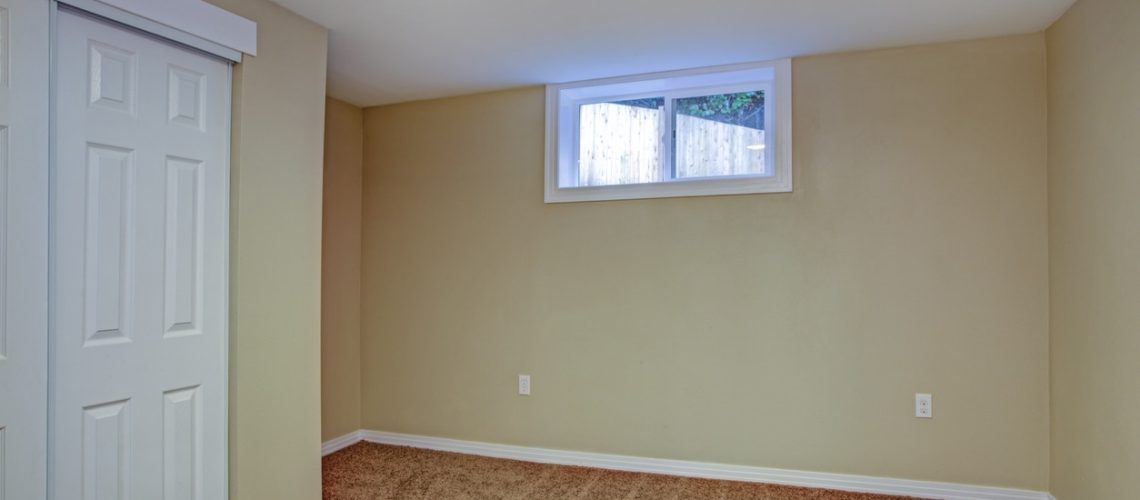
(85, 144), (135, 347)
(0, 427), (5, 498)
(162, 386), (201, 500)
(82, 400), (130, 500)
(0, 125), (7, 360)
(88, 41), (136, 115)
(163, 157), (202, 337)
(167, 67), (203, 131)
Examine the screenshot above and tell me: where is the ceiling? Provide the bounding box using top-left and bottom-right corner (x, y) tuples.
(270, 0), (1076, 107)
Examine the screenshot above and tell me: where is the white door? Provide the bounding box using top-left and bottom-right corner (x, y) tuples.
(53, 8), (229, 500)
(0, 0), (49, 498)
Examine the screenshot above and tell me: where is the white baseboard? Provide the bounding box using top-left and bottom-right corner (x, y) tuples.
(321, 430), (363, 456)
(322, 429), (1052, 500)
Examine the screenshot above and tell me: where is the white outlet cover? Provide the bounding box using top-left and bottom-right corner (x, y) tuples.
(518, 374), (531, 396)
(915, 393), (933, 418)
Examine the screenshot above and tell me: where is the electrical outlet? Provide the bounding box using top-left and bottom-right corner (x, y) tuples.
(518, 374), (531, 396)
(915, 393), (933, 418)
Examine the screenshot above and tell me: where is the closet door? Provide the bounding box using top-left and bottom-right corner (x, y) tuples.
(52, 8), (229, 500)
(0, 0), (49, 499)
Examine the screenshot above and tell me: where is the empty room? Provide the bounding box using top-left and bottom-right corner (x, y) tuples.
(0, 0), (1136, 499)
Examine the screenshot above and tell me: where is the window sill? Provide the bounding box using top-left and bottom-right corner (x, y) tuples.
(543, 175), (792, 203)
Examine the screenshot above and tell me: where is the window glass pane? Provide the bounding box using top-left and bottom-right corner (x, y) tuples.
(673, 90), (766, 179)
(578, 97), (664, 186)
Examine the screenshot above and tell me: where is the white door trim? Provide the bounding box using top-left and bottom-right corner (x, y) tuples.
(218, 60), (233, 500)
(58, 0), (254, 61)
(323, 430), (1053, 500)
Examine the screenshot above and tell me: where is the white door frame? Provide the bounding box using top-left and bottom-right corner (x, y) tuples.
(47, 1), (241, 498)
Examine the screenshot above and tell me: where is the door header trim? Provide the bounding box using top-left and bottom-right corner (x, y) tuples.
(60, 0), (255, 62)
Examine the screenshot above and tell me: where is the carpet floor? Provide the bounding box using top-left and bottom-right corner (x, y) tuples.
(322, 442), (923, 500)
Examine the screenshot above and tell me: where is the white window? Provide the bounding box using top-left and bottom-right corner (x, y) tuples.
(545, 59), (791, 203)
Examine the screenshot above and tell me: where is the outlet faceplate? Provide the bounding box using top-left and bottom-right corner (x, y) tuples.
(518, 374), (531, 396)
(915, 393), (933, 418)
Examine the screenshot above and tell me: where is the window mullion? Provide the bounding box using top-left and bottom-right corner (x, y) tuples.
(662, 94), (674, 182)
(764, 83), (775, 176)
(569, 101), (582, 187)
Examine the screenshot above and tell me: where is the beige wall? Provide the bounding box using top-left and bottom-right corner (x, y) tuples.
(360, 35), (1050, 489)
(322, 97), (364, 441)
(208, 0), (328, 498)
(1046, 0), (1140, 497)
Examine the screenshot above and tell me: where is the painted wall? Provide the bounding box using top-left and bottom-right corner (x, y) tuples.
(360, 35), (1050, 489)
(1046, 0), (1140, 497)
(322, 97), (364, 441)
(207, 0), (328, 498)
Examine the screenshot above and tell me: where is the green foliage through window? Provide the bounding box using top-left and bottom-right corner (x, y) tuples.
(676, 91), (764, 130)
(610, 91), (765, 130)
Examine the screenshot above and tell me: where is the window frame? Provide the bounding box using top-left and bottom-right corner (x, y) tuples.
(545, 59), (792, 203)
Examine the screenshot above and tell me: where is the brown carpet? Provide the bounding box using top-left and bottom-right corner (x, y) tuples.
(323, 442), (924, 500)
